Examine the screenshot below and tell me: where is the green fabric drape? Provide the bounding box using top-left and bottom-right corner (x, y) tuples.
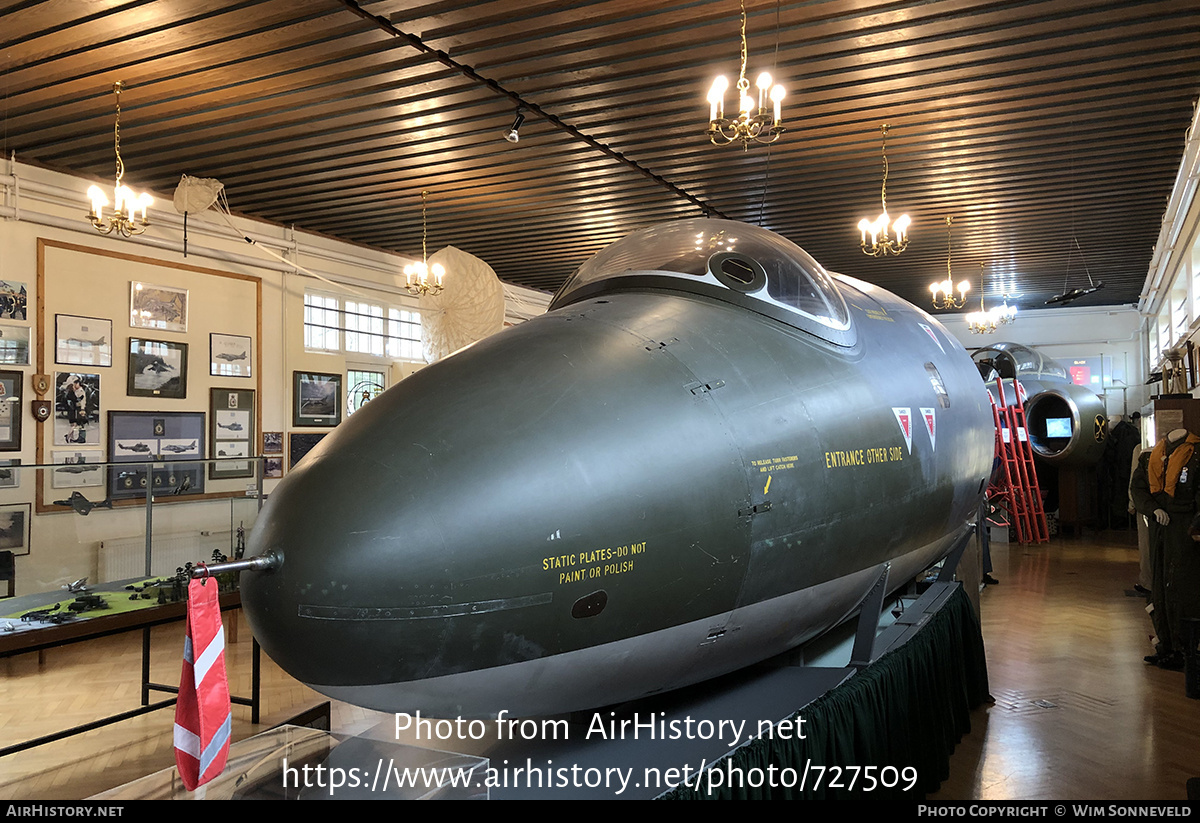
(664, 584), (989, 799)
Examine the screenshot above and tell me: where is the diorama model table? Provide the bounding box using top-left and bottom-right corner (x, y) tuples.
(1, 579), (260, 757)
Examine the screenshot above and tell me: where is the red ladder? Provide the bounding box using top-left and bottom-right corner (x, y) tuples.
(987, 378), (1049, 544)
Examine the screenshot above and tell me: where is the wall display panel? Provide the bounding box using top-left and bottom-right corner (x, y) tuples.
(54, 372), (99, 446)
(210, 389), (255, 479)
(55, 314), (112, 367)
(37, 239), (262, 513)
(127, 338), (188, 399)
(0, 324), (31, 366)
(210, 333), (251, 378)
(130, 282), (188, 333)
(107, 411), (205, 500)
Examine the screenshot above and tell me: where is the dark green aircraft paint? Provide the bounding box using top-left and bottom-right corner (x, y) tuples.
(240, 219), (994, 718)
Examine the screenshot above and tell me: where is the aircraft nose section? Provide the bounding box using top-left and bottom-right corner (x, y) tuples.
(238, 301), (756, 712)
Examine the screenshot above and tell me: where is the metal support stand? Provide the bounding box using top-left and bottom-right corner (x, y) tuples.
(850, 563), (891, 668)
(937, 524), (978, 583)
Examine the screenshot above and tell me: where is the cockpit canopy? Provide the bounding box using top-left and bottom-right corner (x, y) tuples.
(550, 219), (855, 346)
(971, 342), (1068, 382)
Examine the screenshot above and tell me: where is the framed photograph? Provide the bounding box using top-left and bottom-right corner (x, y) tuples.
(210, 388), (255, 479)
(51, 450), (105, 489)
(130, 281), (188, 333)
(0, 324), (31, 366)
(0, 503), (31, 557)
(127, 338), (188, 399)
(289, 432), (327, 469)
(262, 431), (283, 455)
(0, 370), (21, 451)
(293, 371), (341, 427)
(55, 372), (99, 446)
(264, 456), (284, 479)
(0, 279), (28, 321)
(0, 459), (20, 489)
(55, 314), (112, 367)
(108, 411), (205, 499)
(210, 333), (252, 378)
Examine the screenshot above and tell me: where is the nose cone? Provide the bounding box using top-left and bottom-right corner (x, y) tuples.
(240, 298), (752, 712)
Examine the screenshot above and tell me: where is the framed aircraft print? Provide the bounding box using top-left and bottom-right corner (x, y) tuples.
(293, 371), (341, 427)
(0, 503), (31, 557)
(55, 314), (112, 367)
(130, 281), (187, 333)
(108, 411), (205, 500)
(210, 388), (255, 479)
(51, 450), (105, 490)
(210, 333), (252, 378)
(127, 338), (188, 399)
(0, 324), (31, 366)
(0, 370), (21, 451)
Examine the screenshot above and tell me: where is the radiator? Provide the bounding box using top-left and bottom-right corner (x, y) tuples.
(99, 530), (233, 580)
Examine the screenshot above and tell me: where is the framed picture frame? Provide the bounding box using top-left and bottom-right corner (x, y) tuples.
(264, 456), (284, 479)
(0, 459), (20, 489)
(0, 370), (21, 451)
(51, 450), (105, 489)
(55, 314), (112, 367)
(0, 323), (31, 366)
(54, 372), (99, 447)
(289, 432), (327, 469)
(293, 371), (341, 427)
(262, 431), (283, 455)
(130, 281), (188, 333)
(210, 388), (256, 479)
(108, 411), (205, 499)
(0, 502), (31, 557)
(0, 279), (28, 321)
(210, 333), (252, 378)
(127, 338), (188, 399)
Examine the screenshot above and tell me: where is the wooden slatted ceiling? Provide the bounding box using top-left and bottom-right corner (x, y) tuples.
(1, 0), (1197, 308)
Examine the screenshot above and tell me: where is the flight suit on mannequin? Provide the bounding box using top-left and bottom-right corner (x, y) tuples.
(1130, 428), (1200, 668)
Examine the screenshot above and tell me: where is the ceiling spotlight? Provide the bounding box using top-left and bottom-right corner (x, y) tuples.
(504, 109), (525, 143)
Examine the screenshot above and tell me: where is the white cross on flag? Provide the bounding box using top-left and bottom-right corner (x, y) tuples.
(893, 407), (913, 453)
(174, 577), (232, 791)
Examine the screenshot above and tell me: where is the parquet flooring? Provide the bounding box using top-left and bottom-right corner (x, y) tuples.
(1, 531), (1194, 799)
(930, 532), (1199, 801)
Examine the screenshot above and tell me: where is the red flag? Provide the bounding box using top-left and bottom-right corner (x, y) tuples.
(174, 577), (232, 791)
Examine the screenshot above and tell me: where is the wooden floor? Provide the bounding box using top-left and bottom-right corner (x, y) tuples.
(1, 529), (1195, 800)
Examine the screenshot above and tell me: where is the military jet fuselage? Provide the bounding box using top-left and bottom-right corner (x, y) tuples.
(240, 219), (994, 718)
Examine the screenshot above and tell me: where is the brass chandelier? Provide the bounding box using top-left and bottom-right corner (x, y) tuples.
(929, 216), (969, 309)
(403, 191), (446, 297)
(965, 264), (1018, 334)
(857, 124), (910, 256)
(86, 81), (153, 237)
(705, 0), (786, 149)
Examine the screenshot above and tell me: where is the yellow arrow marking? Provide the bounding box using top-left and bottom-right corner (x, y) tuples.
(764, 475), (772, 494)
